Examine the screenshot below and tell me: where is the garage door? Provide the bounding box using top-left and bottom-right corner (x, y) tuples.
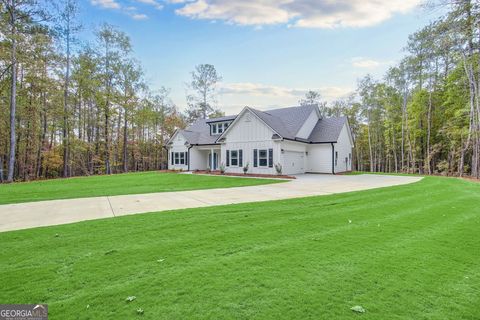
(283, 151), (305, 175)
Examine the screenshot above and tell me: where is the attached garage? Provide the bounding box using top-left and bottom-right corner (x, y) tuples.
(307, 144), (332, 173)
(282, 151), (305, 175)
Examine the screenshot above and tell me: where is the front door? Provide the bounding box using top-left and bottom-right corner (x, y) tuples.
(208, 152), (218, 170)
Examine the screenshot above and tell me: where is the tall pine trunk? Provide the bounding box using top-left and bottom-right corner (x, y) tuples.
(123, 110), (128, 172)
(62, 31), (71, 178)
(7, 2), (17, 183)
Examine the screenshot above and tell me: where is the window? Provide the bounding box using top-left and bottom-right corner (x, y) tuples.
(180, 152), (185, 165)
(173, 152), (186, 165)
(259, 149), (268, 167)
(211, 122), (232, 135)
(253, 148), (272, 167)
(230, 150), (238, 166)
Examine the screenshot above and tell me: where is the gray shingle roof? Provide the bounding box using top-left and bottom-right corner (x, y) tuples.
(308, 117), (347, 143)
(179, 119), (219, 145)
(205, 115), (236, 123)
(175, 105), (347, 145)
(249, 105), (318, 139)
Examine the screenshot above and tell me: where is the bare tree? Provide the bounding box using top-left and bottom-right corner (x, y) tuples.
(299, 90), (327, 116)
(185, 64), (222, 122)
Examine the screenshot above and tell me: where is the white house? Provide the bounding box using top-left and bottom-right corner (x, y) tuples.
(166, 105), (354, 175)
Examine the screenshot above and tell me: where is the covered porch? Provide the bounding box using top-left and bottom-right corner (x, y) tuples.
(194, 146), (222, 171)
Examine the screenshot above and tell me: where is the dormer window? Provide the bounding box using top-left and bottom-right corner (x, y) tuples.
(210, 121), (232, 135)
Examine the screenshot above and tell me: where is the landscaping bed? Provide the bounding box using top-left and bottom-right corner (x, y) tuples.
(193, 170), (296, 179)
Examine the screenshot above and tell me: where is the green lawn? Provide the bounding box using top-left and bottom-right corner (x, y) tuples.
(0, 176), (479, 319)
(0, 172), (282, 205)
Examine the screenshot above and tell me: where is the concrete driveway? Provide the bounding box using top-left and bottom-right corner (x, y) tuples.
(0, 174), (422, 232)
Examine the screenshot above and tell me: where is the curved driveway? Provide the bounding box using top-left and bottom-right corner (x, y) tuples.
(0, 174), (421, 233)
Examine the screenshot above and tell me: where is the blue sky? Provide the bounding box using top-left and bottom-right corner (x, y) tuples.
(80, 0), (440, 114)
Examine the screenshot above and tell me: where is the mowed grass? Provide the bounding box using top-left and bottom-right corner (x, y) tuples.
(0, 176), (479, 319)
(0, 172), (282, 205)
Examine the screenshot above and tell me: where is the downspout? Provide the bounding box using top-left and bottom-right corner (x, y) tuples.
(331, 142), (335, 175)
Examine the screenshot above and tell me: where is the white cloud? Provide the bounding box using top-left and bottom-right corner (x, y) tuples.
(91, 0), (120, 9)
(176, 0), (295, 26)
(174, 0), (421, 28)
(351, 57), (381, 68)
(91, 0), (150, 20)
(131, 13), (149, 20)
(350, 57), (393, 68)
(291, 0), (421, 28)
(212, 82), (353, 114)
(219, 82), (352, 102)
(136, 0), (164, 10)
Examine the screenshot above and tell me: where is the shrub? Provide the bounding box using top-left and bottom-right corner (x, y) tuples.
(436, 160), (449, 176)
(219, 163), (226, 174)
(274, 163), (282, 175)
(243, 162), (249, 175)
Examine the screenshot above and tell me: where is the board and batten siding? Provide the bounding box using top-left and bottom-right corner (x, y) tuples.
(221, 110), (280, 175)
(333, 122), (353, 173)
(306, 144), (332, 173)
(168, 132), (188, 170)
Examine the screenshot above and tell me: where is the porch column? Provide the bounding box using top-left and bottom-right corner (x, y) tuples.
(210, 148), (214, 169)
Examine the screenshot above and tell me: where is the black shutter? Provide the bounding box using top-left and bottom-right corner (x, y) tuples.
(226, 150), (230, 167)
(171, 152), (174, 165)
(268, 149), (273, 167)
(185, 152), (188, 166)
(253, 149), (258, 167)
(239, 150), (243, 167)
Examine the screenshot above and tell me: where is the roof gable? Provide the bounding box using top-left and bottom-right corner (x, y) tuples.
(216, 107), (280, 142)
(174, 105), (349, 145)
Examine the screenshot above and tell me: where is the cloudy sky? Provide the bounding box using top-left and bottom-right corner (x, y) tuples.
(83, 0), (438, 114)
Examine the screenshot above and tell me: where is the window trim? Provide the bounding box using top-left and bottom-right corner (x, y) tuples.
(258, 149), (268, 167)
(210, 121), (232, 135)
(230, 150), (239, 167)
(173, 152), (186, 165)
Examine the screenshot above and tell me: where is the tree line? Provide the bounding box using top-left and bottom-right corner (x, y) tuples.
(2, 0), (479, 182)
(0, 0), (224, 182)
(304, 1), (479, 178)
